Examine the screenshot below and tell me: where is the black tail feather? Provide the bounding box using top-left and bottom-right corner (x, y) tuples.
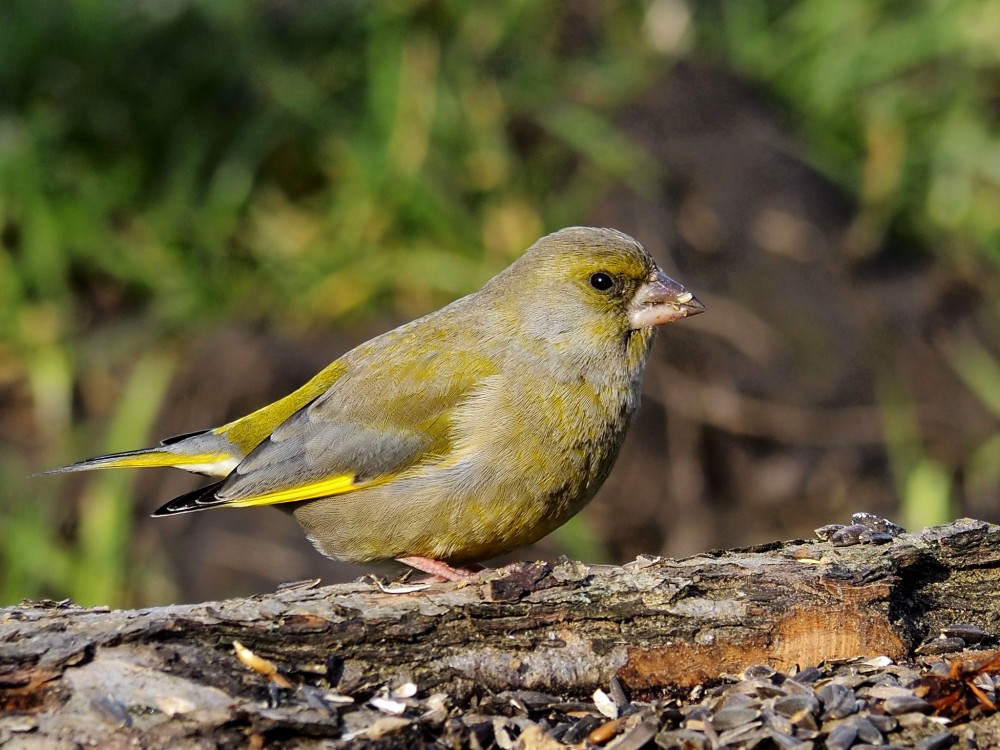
(158, 429), (210, 446)
(37, 446), (167, 476)
(151, 480), (228, 517)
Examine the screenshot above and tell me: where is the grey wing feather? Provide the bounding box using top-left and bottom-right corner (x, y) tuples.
(216, 410), (433, 501)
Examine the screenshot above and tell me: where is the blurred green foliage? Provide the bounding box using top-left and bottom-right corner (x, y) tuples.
(699, 0), (1000, 535)
(2, 0), (999, 605)
(699, 0), (1000, 264)
(0, 0), (658, 339)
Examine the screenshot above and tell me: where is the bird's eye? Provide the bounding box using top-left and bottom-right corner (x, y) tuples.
(589, 272), (615, 292)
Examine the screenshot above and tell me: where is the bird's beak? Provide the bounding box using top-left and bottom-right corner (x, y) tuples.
(628, 269), (705, 330)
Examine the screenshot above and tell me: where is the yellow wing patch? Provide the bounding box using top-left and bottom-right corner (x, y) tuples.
(216, 360), (348, 455)
(224, 473), (359, 508)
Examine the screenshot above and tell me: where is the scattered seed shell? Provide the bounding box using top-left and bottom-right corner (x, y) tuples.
(913, 730), (957, 750)
(826, 722), (857, 750)
(853, 715), (884, 744)
(884, 695), (933, 715)
(587, 717), (626, 745)
(815, 524), (846, 540)
(710, 707), (761, 731)
(232, 640), (293, 688)
(611, 719), (658, 750)
(322, 692), (355, 706)
(275, 577), (321, 592)
(369, 697), (408, 715)
(940, 624), (989, 644)
(917, 637), (967, 655)
(830, 524), (867, 546)
(654, 728), (711, 750)
(851, 512), (905, 536)
(593, 688), (619, 719)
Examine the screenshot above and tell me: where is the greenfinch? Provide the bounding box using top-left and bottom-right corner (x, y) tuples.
(49, 227), (704, 579)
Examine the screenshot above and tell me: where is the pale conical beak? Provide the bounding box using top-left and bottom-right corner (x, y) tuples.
(628, 269), (705, 330)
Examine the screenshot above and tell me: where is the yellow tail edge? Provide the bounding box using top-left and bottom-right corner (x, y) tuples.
(40, 449), (228, 476)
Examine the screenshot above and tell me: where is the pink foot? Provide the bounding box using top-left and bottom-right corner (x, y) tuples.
(396, 556), (483, 582)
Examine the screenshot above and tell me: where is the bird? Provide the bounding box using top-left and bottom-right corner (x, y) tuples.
(47, 227), (704, 580)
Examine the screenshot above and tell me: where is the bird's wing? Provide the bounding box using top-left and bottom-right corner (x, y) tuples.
(153, 344), (500, 515)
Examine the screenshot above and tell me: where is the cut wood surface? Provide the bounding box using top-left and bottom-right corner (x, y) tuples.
(2, 518), (1000, 748)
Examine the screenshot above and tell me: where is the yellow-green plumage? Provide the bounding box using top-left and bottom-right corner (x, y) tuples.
(48, 227), (704, 575)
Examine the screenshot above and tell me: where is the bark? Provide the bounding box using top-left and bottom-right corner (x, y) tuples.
(2, 518), (999, 748)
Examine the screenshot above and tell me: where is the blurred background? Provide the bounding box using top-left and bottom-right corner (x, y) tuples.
(2, 0), (999, 607)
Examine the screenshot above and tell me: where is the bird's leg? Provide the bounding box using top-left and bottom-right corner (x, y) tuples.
(396, 556), (482, 582)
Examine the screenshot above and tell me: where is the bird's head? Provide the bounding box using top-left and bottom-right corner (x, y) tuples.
(494, 227), (704, 352)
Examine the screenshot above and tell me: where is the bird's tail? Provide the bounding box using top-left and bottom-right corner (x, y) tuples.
(41, 430), (240, 478)
(41, 447), (194, 474)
